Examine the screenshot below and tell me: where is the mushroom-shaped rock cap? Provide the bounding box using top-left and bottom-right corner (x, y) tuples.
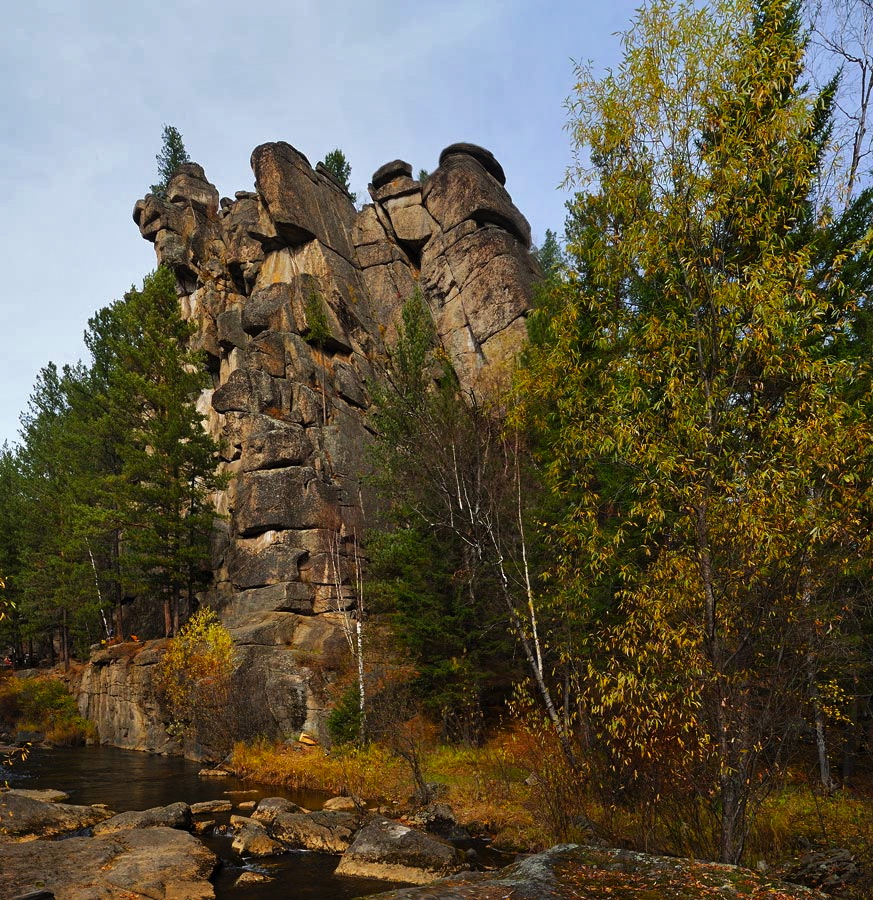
(439, 143), (506, 186)
(372, 159), (413, 189)
(173, 162), (209, 181)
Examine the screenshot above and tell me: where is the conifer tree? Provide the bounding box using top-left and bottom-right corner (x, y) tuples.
(318, 148), (356, 202)
(150, 125), (190, 199)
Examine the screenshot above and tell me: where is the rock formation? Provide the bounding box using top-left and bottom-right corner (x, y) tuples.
(79, 141), (537, 750)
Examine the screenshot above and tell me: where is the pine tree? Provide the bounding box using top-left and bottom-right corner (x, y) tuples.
(95, 267), (223, 636)
(318, 148), (357, 202)
(150, 125), (190, 199)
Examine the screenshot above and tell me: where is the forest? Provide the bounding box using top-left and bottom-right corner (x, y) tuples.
(3, 0), (873, 885)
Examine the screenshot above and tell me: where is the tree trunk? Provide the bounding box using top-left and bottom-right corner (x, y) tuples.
(719, 765), (747, 865)
(61, 607), (70, 671)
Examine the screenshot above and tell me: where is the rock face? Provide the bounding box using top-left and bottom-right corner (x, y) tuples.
(75, 641), (178, 754)
(79, 141), (537, 751)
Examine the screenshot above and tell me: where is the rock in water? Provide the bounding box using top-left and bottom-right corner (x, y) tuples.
(92, 801), (193, 835)
(0, 791), (113, 841)
(335, 815), (465, 884)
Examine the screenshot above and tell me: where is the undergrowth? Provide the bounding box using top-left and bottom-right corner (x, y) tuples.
(231, 727), (873, 892)
(0, 675), (95, 745)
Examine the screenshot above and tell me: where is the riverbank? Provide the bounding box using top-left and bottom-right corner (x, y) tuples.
(1, 785), (836, 900)
(5, 671), (872, 898)
(228, 736), (873, 898)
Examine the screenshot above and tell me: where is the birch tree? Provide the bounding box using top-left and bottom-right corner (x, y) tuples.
(514, 0), (873, 863)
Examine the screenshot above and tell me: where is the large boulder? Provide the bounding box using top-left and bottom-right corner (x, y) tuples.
(231, 819), (285, 857)
(251, 142), (357, 262)
(270, 809), (362, 853)
(0, 827), (216, 900)
(335, 816), (465, 884)
(423, 149), (530, 248)
(234, 467), (340, 536)
(92, 802), (193, 836)
(250, 796), (306, 827)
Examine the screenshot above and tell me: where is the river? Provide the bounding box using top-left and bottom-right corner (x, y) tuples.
(8, 744), (407, 899)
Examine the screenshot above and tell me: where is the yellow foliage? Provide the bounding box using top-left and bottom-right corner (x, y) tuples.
(157, 607), (234, 741)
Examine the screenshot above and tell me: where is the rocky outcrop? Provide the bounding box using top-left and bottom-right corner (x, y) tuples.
(75, 640), (178, 754)
(366, 844), (831, 900)
(77, 140), (536, 752)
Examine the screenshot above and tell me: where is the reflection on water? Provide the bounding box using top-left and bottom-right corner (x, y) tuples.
(11, 745), (405, 899)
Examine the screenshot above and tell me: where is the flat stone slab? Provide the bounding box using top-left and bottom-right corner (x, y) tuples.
(0, 792), (112, 841)
(4, 788), (69, 803)
(0, 826), (216, 900)
(191, 799), (232, 814)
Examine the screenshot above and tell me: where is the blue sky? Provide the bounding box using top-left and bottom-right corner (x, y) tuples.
(0, 0), (640, 446)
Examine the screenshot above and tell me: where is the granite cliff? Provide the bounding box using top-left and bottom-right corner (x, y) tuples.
(77, 141), (538, 750)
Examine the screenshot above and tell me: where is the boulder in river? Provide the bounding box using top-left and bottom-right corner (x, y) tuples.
(335, 815), (465, 884)
(271, 808), (362, 853)
(250, 795), (305, 826)
(231, 819), (286, 857)
(92, 800), (193, 835)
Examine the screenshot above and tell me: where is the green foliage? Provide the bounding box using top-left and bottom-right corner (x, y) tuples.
(8, 266), (222, 652)
(367, 527), (505, 736)
(514, 0), (873, 864)
(0, 677), (95, 745)
(103, 267), (225, 635)
(531, 229), (566, 281)
(303, 291), (330, 347)
(150, 124), (190, 198)
(319, 148), (357, 202)
(327, 684), (364, 746)
(157, 607), (234, 750)
(367, 291), (536, 741)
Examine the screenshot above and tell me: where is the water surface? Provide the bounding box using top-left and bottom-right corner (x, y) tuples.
(9, 744), (407, 900)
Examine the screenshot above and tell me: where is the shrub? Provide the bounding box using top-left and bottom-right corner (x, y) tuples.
(327, 684), (363, 747)
(0, 677), (95, 745)
(157, 608), (234, 756)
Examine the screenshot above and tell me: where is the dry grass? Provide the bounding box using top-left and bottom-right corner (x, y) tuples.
(232, 727), (873, 887)
(231, 739), (411, 806)
(231, 728), (547, 847)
